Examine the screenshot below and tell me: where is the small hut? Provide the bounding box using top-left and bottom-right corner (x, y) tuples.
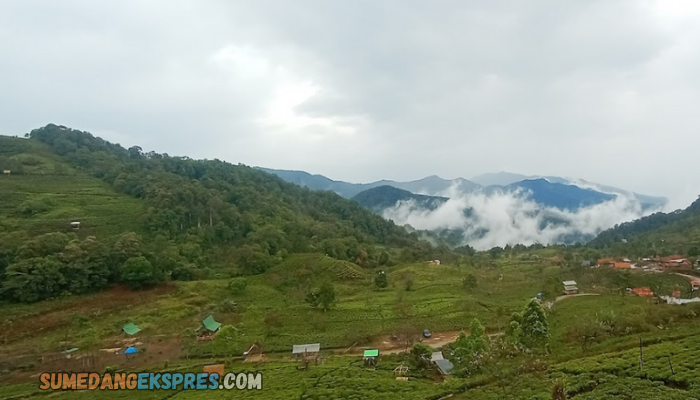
(293, 343), (320, 369)
(363, 349), (379, 367)
(563, 280), (578, 295)
(434, 359), (454, 377)
(2, 170), (10, 175)
(122, 323), (141, 336)
(70, 221), (81, 230)
(430, 351), (444, 362)
(197, 315), (221, 341)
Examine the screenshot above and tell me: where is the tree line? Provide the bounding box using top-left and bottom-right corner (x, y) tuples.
(0, 124), (458, 302)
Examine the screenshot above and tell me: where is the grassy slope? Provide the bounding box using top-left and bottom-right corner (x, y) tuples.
(2, 253), (700, 399)
(0, 136), (145, 238)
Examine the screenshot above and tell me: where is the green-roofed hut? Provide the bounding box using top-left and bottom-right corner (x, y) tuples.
(197, 315), (221, 341)
(122, 323), (141, 336)
(202, 315), (221, 332)
(363, 349), (379, 367)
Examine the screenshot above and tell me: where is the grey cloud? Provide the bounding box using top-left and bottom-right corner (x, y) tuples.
(1, 0), (699, 208)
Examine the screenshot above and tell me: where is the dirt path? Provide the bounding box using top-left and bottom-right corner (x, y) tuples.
(554, 293), (600, 303)
(333, 331), (464, 356)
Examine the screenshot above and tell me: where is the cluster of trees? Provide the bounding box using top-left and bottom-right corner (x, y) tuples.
(442, 299), (550, 378)
(304, 282), (336, 311)
(23, 125), (447, 273)
(590, 195), (700, 255)
(0, 231), (171, 302)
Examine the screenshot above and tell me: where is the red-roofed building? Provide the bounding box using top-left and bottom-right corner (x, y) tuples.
(597, 258), (615, 266)
(631, 287), (654, 297)
(613, 262), (631, 269)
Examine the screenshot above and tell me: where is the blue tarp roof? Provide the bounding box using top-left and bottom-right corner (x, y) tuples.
(124, 347), (138, 354)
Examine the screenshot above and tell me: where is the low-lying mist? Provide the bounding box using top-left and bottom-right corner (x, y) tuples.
(382, 185), (658, 250)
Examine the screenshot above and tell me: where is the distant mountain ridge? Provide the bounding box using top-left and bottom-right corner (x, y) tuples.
(496, 179), (616, 212)
(256, 168), (481, 199)
(258, 167), (667, 211)
(258, 167), (670, 249)
(471, 171), (666, 209)
(352, 185), (448, 213)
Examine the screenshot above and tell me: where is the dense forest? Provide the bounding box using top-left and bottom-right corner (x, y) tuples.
(0, 124), (455, 303)
(589, 196), (700, 257)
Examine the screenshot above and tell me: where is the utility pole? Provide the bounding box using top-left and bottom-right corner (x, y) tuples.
(668, 356), (675, 375)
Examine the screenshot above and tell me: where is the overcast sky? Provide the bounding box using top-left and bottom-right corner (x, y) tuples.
(2, 0), (700, 209)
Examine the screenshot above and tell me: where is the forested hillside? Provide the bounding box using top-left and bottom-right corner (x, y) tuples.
(589, 196), (700, 256)
(0, 125), (450, 303)
(352, 185), (448, 213)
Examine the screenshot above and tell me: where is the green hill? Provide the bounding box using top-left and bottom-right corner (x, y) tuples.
(0, 136), (145, 237)
(352, 185), (448, 213)
(589, 196), (700, 256)
(0, 125), (451, 304)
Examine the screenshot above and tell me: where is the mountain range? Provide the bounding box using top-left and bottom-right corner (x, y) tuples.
(258, 168), (667, 212)
(259, 168), (669, 249)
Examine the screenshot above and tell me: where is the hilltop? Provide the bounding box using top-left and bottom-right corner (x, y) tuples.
(0, 125), (450, 304)
(352, 185), (448, 214)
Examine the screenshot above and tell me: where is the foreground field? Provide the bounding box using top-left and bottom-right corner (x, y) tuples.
(1, 253), (699, 399)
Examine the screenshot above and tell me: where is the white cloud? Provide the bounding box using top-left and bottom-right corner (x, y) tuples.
(382, 185), (653, 250)
(1, 0), (699, 208)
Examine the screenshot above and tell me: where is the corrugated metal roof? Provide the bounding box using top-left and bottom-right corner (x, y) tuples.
(562, 280), (577, 286)
(430, 351), (444, 361)
(292, 343), (320, 354)
(434, 359), (454, 375)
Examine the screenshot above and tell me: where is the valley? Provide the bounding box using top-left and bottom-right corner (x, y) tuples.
(1, 126), (699, 399)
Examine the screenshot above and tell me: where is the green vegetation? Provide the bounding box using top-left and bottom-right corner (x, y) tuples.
(591, 195), (700, 257)
(2, 126), (700, 399)
(0, 126), (456, 304)
(2, 250), (699, 399)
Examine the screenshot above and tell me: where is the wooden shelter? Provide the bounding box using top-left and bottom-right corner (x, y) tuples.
(562, 280), (578, 295)
(197, 315), (221, 341)
(293, 343), (320, 370)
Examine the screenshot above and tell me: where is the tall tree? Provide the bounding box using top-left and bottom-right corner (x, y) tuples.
(507, 299), (550, 352)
